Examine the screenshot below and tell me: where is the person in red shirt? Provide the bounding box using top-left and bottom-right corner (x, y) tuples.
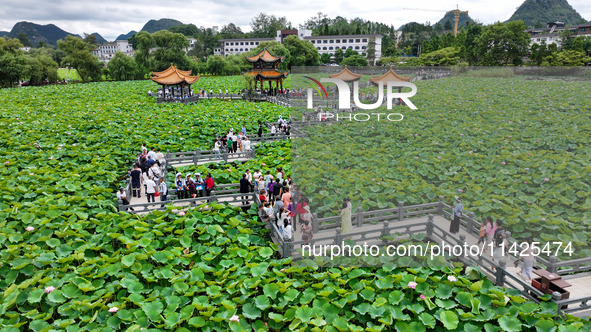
(259, 189), (268, 204)
(205, 173), (215, 197)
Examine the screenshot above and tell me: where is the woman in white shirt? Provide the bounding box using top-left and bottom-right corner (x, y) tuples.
(283, 219), (292, 241)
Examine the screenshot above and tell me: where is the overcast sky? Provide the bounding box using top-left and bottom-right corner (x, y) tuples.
(1, 0), (590, 41)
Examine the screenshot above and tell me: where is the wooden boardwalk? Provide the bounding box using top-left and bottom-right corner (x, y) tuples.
(264, 202), (591, 317)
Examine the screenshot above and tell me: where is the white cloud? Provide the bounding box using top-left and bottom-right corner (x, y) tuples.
(0, 0), (589, 41)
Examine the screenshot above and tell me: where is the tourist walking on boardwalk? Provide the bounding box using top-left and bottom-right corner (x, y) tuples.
(240, 174), (251, 206)
(194, 173), (204, 197)
(205, 173), (215, 197)
(258, 123), (263, 137)
(450, 196), (463, 234)
(149, 162), (161, 182)
(492, 219), (507, 270)
(231, 131), (238, 153)
(484, 216), (496, 253)
(159, 178), (167, 207)
(155, 148), (166, 169)
(227, 136), (234, 153)
(270, 124), (277, 136)
(117, 188), (132, 211)
(517, 237), (535, 280)
(213, 139), (221, 159)
(130, 164), (142, 198)
(340, 197), (353, 237)
(175, 173), (186, 200)
(145, 176), (157, 203)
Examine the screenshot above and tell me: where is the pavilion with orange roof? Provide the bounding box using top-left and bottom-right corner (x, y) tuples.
(245, 46), (288, 95)
(151, 64), (200, 102)
(369, 66), (410, 86)
(328, 65), (362, 82)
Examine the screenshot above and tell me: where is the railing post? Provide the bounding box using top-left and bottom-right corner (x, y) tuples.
(459, 234), (466, 248)
(381, 221), (389, 243)
(283, 241), (291, 258)
(223, 151), (228, 163)
(356, 206), (363, 227)
(438, 196), (444, 215)
(467, 211), (475, 235)
(426, 214), (434, 239)
(398, 201), (405, 221)
(310, 213), (319, 234)
(335, 228), (341, 245)
(210, 191), (217, 203)
(495, 260), (507, 286)
(118, 199), (123, 212)
(548, 255), (558, 273)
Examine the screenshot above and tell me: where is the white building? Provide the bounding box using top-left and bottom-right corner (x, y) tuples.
(526, 22), (591, 48)
(214, 29), (382, 64)
(304, 34), (382, 64)
(93, 40), (134, 62)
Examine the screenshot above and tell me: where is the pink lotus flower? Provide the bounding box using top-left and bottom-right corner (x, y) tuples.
(501, 162), (506, 165)
(229, 315), (239, 322)
(108, 307), (119, 313)
(437, 156), (441, 160)
(434, 142), (438, 145)
(408, 281), (417, 289)
(4, 161), (8, 165)
(178, 211), (185, 216)
(468, 151), (473, 154)
(541, 218), (546, 221)
(527, 201), (531, 204)
(29, 173), (34, 176)
(26, 226), (34, 232)
(420, 294), (426, 300)
(524, 168), (529, 170)
(45, 286), (55, 293)
(544, 178), (550, 182)
(458, 189), (463, 193)
(524, 181), (528, 184)
(447, 275), (457, 282)
(280, 158), (284, 161)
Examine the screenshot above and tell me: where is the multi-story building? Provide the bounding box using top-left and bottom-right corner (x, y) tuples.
(526, 22), (591, 47)
(93, 40), (134, 62)
(214, 29), (382, 64)
(305, 34), (382, 63)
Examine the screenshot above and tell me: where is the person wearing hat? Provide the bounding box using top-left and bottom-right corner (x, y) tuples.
(450, 196), (463, 234)
(194, 173), (204, 197)
(175, 173), (186, 200)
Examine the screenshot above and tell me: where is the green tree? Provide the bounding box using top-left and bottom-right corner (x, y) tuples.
(250, 13), (291, 37)
(220, 23), (244, 39)
(475, 21), (530, 65)
(151, 30), (191, 71)
(366, 37), (377, 65)
(131, 31), (154, 73)
(334, 48), (344, 63)
(57, 35), (102, 82)
(169, 24), (200, 37)
(0, 37), (29, 87)
(320, 53), (331, 64)
(341, 54), (368, 66)
(108, 52), (142, 80)
(27, 54), (58, 84)
(283, 35), (319, 67)
(419, 47), (461, 66)
(84, 33), (98, 46)
(206, 55), (228, 75)
(17, 32), (31, 47)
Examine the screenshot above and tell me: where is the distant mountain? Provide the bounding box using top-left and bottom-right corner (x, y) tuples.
(91, 32), (106, 44)
(0, 31), (8, 37)
(116, 30), (137, 40)
(140, 18), (183, 33)
(436, 10), (475, 29)
(507, 0), (586, 28)
(8, 21), (79, 46)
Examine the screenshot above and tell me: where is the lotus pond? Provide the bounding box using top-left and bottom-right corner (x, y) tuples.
(0, 78), (589, 331)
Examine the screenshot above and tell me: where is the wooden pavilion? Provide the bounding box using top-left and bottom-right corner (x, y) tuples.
(369, 66), (410, 86)
(151, 64), (200, 102)
(329, 65), (362, 82)
(245, 46), (288, 95)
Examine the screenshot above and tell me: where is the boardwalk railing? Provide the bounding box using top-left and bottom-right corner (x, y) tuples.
(156, 95), (200, 104)
(254, 196), (591, 316)
(166, 149), (255, 167)
(438, 197), (591, 276)
(118, 190), (255, 214)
